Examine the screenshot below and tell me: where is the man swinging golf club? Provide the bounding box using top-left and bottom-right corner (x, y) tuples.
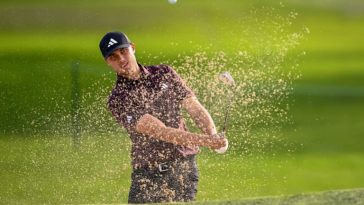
(99, 31), (228, 203)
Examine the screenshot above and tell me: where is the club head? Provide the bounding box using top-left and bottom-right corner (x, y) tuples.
(218, 71), (235, 86)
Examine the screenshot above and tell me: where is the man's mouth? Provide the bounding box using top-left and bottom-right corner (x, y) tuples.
(120, 62), (128, 69)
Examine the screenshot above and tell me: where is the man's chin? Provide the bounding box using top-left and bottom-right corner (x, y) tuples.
(117, 71), (127, 77)
(117, 68), (128, 75)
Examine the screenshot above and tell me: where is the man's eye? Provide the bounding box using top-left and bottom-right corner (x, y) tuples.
(121, 48), (128, 54)
(109, 55), (116, 60)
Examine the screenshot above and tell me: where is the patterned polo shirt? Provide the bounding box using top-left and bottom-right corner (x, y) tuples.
(108, 64), (195, 167)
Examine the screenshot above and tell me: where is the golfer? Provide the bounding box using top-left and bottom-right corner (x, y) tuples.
(99, 31), (228, 203)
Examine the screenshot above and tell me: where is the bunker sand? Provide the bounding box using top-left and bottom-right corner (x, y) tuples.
(181, 188), (364, 205)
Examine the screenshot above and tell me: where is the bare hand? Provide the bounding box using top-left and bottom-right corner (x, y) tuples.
(212, 132), (226, 139)
(177, 146), (200, 157)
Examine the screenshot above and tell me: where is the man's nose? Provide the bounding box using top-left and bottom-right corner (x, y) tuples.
(116, 52), (126, 62)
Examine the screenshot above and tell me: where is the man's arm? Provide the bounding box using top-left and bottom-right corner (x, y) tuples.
(135, 114), (225, 149)
(181, 96), (217, 135)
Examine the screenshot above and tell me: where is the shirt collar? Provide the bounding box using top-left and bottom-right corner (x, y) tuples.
(116, 63), (149, 83)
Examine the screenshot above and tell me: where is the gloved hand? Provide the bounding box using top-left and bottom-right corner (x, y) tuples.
(212, 132), (228, 154)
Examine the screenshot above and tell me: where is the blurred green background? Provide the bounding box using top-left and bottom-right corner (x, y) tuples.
(1, 0), (364, 204)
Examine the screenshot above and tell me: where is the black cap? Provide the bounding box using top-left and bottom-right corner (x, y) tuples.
(99, 31), (132, 59)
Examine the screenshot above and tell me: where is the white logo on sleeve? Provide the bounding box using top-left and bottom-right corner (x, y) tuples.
(107, 38), (118, 47)
(126, 116), (133, 123)
(161, 83), (169, 91)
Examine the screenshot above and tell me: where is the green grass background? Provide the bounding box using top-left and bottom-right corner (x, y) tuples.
(1, 0), (364, 204)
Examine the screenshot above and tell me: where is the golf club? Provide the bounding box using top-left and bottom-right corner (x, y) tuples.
(213, 71), (235, 154)
(218, 71), (235, 134)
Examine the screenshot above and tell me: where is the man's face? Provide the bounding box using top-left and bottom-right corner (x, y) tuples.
(106, 45), (139, 78)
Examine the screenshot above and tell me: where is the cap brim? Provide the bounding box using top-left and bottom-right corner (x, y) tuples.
(104, 43), (131, 59)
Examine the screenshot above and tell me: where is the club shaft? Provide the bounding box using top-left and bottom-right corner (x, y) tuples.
(222, 90), (233, 133)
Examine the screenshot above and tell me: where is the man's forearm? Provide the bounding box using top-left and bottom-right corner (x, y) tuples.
(135, 114), (223, 149)
(190, 105), (217, 135)
(182, 96), (217, 135)
(155, 126), (220, 148)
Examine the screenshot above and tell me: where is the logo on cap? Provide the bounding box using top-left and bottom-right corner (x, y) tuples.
(107, 38), (118, 47)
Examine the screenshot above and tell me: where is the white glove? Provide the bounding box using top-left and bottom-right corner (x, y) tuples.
(215, 138), (228, 154)
(213, 133), (228, 154)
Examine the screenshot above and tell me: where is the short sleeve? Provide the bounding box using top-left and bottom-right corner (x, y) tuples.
(163, 65), (195, 102)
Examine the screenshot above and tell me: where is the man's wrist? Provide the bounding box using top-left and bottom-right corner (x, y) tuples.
(208, 137), (225, 149)
(207, 128), (217, 136)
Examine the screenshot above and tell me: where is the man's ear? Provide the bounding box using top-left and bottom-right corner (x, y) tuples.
(131, 43), (136, 53)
